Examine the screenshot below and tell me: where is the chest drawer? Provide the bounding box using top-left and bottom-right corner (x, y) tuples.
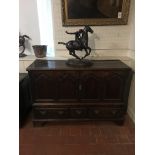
(34, 107), (88, 119)
(33, 108), (69, 119)
(88, 108), (124, 119)
(70, 108), (88, 118)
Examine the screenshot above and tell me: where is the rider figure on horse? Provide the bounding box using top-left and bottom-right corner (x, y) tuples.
(65, 29), (84, 47)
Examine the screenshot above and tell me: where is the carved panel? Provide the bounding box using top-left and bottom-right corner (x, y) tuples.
(79, 72), (102, 101)
(31, 71), (58, 102)
(104, 72), (125, 101)
(57, 72), (78, 101)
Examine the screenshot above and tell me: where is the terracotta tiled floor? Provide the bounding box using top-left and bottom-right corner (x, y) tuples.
(20, 113), (135, 155)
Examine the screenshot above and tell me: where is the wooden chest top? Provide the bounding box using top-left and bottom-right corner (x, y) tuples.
(26, 60), (131, 71)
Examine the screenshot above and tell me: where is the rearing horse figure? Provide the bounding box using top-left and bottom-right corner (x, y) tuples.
(58, 26), (93, 60)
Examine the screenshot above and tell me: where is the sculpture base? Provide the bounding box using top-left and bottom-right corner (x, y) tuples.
(19, 53), (27, 58)
(66, 59), (93, 67)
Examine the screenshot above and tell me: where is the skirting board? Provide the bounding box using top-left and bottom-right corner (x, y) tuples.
(127, 107), (135, 123)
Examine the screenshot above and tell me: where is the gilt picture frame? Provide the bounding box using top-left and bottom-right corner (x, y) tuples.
(61, 0), (130, 26)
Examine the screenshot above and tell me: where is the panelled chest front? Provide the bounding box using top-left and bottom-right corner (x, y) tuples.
(27, 60), (132, 126)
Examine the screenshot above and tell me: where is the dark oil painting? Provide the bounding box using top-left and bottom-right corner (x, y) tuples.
(67, 0), (123, 19)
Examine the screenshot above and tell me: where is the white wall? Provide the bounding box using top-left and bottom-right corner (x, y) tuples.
(126, 0), (135, 122)
(19, 0), (40, 55)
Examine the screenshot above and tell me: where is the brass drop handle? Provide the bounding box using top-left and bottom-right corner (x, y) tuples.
(76, 110), (82, 114)
(79, 84), (82, 91)
(94, 110), (100, 114)
(39, 110), (46, 115)
(58, 110), (64, 115)
(112, 110), (116, 115)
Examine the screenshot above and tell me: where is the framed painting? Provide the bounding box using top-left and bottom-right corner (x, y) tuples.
(61, 0), (130, 26)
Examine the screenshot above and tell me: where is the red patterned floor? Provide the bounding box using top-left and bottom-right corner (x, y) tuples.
(20, 114), (135, 155)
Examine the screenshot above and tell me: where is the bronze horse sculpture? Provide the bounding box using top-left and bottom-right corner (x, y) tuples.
(19, 34), (31, 57)
(58, 26), (93, 60)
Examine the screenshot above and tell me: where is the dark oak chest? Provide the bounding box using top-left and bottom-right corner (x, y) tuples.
(27, 60), (133, 126)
